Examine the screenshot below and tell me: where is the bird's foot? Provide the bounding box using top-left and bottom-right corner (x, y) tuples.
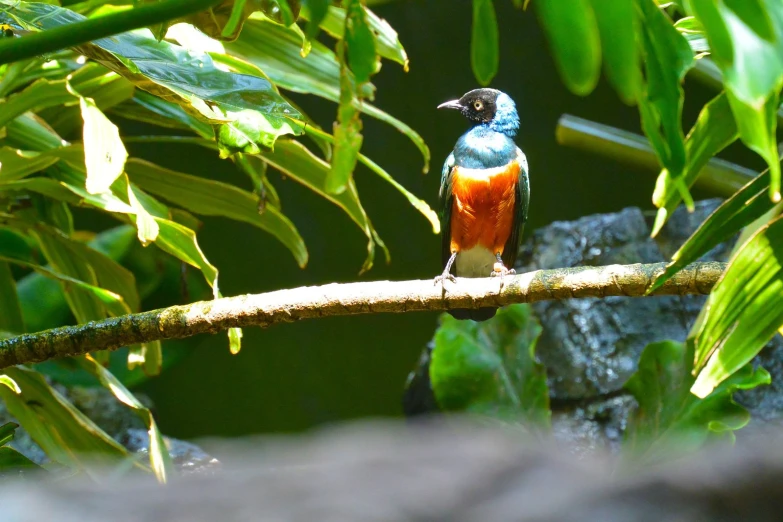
(490, 263), (515, 290)
(434, 270), (457, 291)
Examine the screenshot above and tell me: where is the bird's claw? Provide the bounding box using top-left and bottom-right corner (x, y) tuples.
(434, 271), (457, 290)
(490, 263), (515, 290)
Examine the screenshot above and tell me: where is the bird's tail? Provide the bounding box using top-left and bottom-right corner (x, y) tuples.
(448, 307), (497, 322)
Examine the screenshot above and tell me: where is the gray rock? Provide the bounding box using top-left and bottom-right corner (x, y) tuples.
(0, 383), (218, 475)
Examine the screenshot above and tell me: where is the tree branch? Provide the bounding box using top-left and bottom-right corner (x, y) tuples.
(0, 261), (725, 369)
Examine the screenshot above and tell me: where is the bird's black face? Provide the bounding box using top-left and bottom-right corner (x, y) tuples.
(438, 88), (501, 124)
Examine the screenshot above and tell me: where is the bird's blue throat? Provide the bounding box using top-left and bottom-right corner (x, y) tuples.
(452, 93), (520, 170)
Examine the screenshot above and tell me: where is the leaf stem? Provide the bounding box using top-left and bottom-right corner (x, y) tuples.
(0, 0), (223, 65)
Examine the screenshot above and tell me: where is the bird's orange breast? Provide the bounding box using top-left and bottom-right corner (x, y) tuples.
(449, 160), (519, 255)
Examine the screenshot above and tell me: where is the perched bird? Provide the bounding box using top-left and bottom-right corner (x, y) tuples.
(435, 88), (529, 322)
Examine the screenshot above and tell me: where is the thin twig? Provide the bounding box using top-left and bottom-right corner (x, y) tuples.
(0, 261), (726, 369)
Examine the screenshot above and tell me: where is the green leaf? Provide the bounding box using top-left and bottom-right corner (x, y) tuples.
(80, 97), (128, 195)
(78, 355), (172, 483)
(124, 175), (160, 246)
(153, 217), (219, 296)
(471, 0), (499, 86)
(256, 139), (387, 272)
(125, 158), (307, 268)
(649, 170), (775, 293)
(0, 422), (16, 447)
(301, 0), (331, 42)
(689, 0), (783, 200)
(536, 0), (601, 95)
(0, 261), (24, 334)
(344, 0), (378, 85)
(429, 305), (550, 428)
(0, 254), (131, 318)
(310, 5), (408, 70)
(0, 147), (60, 182)
(624, 340), (769, 463)
(674, 16), (710, 53)
(652, 91), (738, 235)
(224, 16), (430, 172)
(691, 214), (783, 397)
(0, 366), (130, 468)
(128, 340), (163, 375)
(589, 0), (640, 104)
(326, 41), (363, 196)
(1, 2), (304, 153)
(637, 0), (695, 202)
(0, 446), (44, 474)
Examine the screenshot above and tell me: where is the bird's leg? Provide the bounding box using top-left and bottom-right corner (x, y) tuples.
(434, 251), (458, 289)
(490, 252), (515, 290)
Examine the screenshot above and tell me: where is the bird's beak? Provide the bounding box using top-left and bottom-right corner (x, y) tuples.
(437, 99), (462, 110)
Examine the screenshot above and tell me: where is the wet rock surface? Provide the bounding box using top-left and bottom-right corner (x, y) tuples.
(516, 199), (783, 452)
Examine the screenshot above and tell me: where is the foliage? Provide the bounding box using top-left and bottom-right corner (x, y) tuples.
(407, 305), (550, 432)
(476, 1), (783, 398)
(0, 0), (432, 482)
(623, 340), (769, 465)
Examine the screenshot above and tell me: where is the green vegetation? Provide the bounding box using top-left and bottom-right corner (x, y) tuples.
(0, 0), (781, 482)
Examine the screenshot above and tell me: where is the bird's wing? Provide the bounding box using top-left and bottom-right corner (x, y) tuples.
(501, 147), (530, 270)
(439, 151), (456, 271)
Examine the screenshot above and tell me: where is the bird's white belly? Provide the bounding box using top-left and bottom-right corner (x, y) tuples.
(455, 246), (495, 278)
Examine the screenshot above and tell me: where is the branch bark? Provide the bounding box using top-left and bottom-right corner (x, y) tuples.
(0, 261), (725, 369)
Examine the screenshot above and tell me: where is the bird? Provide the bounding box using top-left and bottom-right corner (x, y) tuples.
(435, 88), (529, 322)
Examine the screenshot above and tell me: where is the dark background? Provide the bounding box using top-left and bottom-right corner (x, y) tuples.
(117, 0), (761, 439)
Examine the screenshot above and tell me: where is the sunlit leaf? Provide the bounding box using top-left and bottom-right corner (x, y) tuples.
(536, 0), (601, 95)
(128, 340), (163, 375)
(0, 366), (130, 468)
(1, 2), (304, 153)
(429, 305), (549, 428)
(689, 0), (783, 200)
(0, 147), (60, 182)
(624, 340), (769, 463)
(589, 0), (640, 104)
(78, 355), (172, 483)
(652, 91), (738, 235)
(224, 17), (430, 172)
(0, 261), (23, 334)
(125, 158), (307, 267)
(471, 0), (499, 87)
(649, 170), (775, 293)
(691, 214), (783, 397)
(637, 0), (695, 206)
(124, 175), (160, 246)
(80, 97), (128, 195)
(674, 16), (710, 53)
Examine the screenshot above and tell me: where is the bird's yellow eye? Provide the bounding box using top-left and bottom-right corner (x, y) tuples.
(473, 100), (483, 111)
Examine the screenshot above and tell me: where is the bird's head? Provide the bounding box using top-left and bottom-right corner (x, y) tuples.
(437, 88), (519, 137)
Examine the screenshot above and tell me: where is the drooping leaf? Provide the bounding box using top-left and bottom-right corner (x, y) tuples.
(589, 0), (640, 104)
(256, 139), (387, 272)
(326, 41), (363, 196)
(301, 0), (330, 42)
(651, 91), (739, 235)
(224, 16), (430, 172)
(78, 355), (172, 483)
(0, 366), (130, 468)
(691, 214), (783, 397)
(0, 422), (17, 447)
(1, 2), (304, 153)
(637, 0), (695, 205)
(124, 158), (307, 268)
(0, 261), (23, 334)
(536, 0), (601, 95)
(312, 5), (409, 70)
(624, 340), (769, 463)
(689, 0), (783, 200)
(80, 97), (128, 195)
(429, 305), (550, 429)
(649, 170), (775, 293)
(343, 0), (378, 86)
(471, 0), (499, 87)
